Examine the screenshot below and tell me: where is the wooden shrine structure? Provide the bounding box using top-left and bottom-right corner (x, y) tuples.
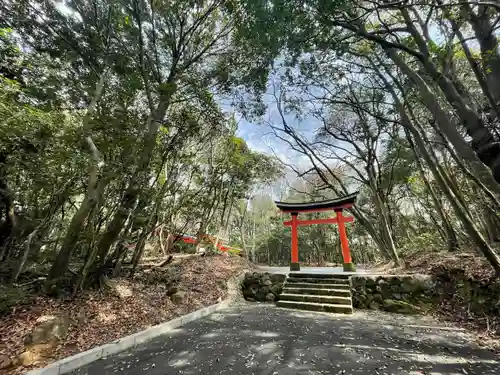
(274, 192), (359, 271)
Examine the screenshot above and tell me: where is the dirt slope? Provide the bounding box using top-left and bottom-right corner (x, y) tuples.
(0, 255), (249, 374)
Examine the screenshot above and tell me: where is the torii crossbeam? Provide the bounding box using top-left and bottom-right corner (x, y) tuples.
(275, 192), (359, 272)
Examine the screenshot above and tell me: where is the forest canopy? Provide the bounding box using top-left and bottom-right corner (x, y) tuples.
(1, 0), (500, 292)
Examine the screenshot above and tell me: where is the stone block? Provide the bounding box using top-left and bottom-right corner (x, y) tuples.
(255, 291), (267, 301)
(270, 284), (283, 296)
(365, 277), (377, 288)
(377, 278), (388, 285)
(25, 365), (59, 375)
(243, 288), (254, 299)
(259, 286), (271, 294)
(384, 286), (394, 298)
(132, 326), (160, 346)
(350, 277), (364, 287)
(270, 274), (286, 283)
(101, 334), (135, 357)
(390, 285), (400, 292)
(265, 293), (276, 301)
(393, 293), (402, 300)
(205, 304), (219, 314)
(58, 347), (103, 374)
(400, 282), (414, 293)
(180, 310), (202, 326)
(157, 317), (183, 333)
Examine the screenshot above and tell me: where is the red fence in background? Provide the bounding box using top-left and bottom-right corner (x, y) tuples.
(150, 231), (241, 253)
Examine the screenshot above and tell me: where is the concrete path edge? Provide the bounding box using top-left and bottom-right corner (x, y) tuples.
(24, 269), (248, 375)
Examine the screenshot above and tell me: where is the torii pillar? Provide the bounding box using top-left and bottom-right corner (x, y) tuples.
(290, 213), (299, 270)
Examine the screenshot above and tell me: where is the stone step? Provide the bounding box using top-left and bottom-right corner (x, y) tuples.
(282, 287), (351, 297)
(288, 273), (350, 279)
(284, 282), (351, 290)
(276, 300), (353, 314)
(280, 293), (352, 305)
(286, 277), (350, 285)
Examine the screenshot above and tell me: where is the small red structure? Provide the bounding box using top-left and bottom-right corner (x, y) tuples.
(175, 234), (241, 253)
(275, 192), (358, 271)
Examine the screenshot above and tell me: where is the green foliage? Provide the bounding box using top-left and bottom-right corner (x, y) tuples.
(2, 0), (500, 290)
(0, 0), (286, 291)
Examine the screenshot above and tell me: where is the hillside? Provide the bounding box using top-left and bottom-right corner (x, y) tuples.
(0, 255), (249, 374)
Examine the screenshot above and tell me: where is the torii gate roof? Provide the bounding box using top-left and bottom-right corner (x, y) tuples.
(274, 192), (359, 213)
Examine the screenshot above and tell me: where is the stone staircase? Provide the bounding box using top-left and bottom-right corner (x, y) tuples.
(276, 273), (353, 314)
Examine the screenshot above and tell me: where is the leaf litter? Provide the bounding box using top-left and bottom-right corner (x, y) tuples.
(0, 255), (248, 375)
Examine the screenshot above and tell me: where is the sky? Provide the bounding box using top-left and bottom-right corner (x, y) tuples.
(220, 84), (318, 200)
(219, 59), (354, 201)
(227, 20), (449, 201)
(229, 11), (451, 182)
(235, 109), (301, 198)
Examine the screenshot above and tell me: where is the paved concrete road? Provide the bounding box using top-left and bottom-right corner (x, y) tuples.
(70, 304), (500, 375)
(256, 265), (368, 275)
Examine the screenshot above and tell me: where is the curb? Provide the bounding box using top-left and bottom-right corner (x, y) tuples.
(25, 269), (248, 375)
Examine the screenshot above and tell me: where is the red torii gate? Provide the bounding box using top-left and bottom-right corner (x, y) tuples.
(274, 192), (358, 272)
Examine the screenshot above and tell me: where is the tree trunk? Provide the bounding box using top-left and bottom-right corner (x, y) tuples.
(441, 4), (500, 119)
(374, 9), (500, 186)
(111, 243), (129, 277)
(484, 206), (500, 243)
(407, 13), (500, 184)
(461, 4), (500, 107)
(94, 81), (177, 266)
(11, 229), (37, 282)
(44, 70), (107, 291)
(409, 120), (500, 272)
(94, 186), (138, 266)
(432, 122), (500, 211)
(371, 184), (400, 264)
(385, 47), (500, 196)
(383, 77), (500, 274)
(130, 229), (149, 277)
(406, 129), (459, 251)
(44, 139), (103, 293)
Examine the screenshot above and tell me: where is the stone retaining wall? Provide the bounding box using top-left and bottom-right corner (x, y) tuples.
(242, 272), (286, 302)
(351, 275), (436, 314)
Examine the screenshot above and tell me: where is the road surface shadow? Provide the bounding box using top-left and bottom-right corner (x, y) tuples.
(70, 303), (500, 375)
